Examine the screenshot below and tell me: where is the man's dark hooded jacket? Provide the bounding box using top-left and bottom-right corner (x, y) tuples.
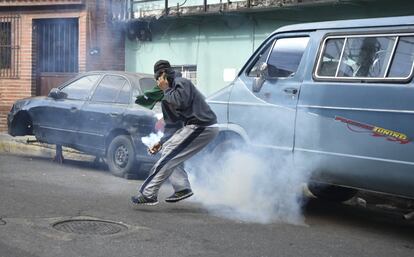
(160, 73), (217, 144)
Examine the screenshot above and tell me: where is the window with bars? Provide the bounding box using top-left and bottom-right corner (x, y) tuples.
(172, 65), (197, 85)
(0, 15), (19, 78)
(35, 18), (78, 73)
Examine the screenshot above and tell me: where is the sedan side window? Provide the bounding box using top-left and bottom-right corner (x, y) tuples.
(131, 77), (157, 102)
(139, 78), (157, 92)
(60, 75), (100, 100)
(116, 82), (131, 104)
(91, 75), (127, 103)
(266, 37), (310, 78)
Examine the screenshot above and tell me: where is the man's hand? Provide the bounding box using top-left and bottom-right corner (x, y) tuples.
(157, 73), (169, 91)
(148, 142), (162, 155)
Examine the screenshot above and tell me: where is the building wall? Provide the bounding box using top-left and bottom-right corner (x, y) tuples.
(0, 0), (125, 132)
(86, 0), (125, 71)
(125, 0), (414, 95)
(126, 17), (262, 94)
(0, 9), (88, 132)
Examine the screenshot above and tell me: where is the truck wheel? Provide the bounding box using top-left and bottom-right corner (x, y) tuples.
(210, 137), (243, 164)
(307, 182), (357, 202)
(107, 135), (137, 178)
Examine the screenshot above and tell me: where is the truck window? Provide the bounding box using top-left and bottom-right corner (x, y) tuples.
(266, 37), (309, 78)
(316, 34), (414, 81)
(318, 38), (344, 76)
(388, 36), (414, 77)
(248, 42), (272, 77)
(343, 36), (395, 78)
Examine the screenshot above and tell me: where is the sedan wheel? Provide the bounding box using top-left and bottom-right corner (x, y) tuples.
(114, 145), (129, 168)
(107, 135), (137, 177)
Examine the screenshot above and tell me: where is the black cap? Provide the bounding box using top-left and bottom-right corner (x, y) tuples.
(154, 60), (175, 79)
(154, 60), (171, 78)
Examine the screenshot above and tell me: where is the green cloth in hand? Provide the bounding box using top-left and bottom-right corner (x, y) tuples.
(135, 86), (164, 110)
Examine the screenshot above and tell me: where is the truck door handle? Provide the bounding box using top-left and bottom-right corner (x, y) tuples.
(283, 88), (298, 95)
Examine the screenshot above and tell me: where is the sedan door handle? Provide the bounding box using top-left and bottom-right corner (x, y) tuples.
(109, 112), (119, 117)
(283, 88), (298, 95)
(70, 107), (78, 112)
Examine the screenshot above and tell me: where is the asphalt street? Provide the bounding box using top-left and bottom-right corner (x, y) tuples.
(0, 153), (413, 257)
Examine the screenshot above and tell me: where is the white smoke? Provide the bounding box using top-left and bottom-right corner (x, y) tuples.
(143, 110), (311, 224)
(141, 112), (165, 149)
(187, 147), (310, 225)
(141, 131), (164, 148)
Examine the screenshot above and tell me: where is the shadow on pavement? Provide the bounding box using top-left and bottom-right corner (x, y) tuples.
(14, 154), (149, 180)
(304, 197), (414, 241)
(16, 154), (110, 174)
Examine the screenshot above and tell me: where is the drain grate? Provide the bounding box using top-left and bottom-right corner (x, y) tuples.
(53, 219), (128, 235)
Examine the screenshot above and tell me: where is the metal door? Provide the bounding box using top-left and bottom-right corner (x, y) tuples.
(34, 18), (78, 96)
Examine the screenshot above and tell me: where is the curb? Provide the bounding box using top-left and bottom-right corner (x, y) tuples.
(0, 133), (94, 162)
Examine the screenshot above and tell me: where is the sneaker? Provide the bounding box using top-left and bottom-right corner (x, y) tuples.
(131, 194), (158, 206)
(165, 189), (194, 203)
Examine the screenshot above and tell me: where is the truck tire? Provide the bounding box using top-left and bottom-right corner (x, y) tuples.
(209, 136), (244, 165)
(308, 182), (357, 202)
(106, 135), (138, 178)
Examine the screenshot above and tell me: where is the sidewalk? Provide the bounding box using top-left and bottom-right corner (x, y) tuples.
(0, 133), (94, 161)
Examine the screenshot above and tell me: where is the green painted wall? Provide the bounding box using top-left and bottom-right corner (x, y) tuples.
(126, 0), (414, 95)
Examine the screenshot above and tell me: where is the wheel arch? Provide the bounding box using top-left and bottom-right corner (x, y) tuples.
(207, 124), (247, 152)
(105, 128), (130, 154)
(307, 181), (358, 202)
(10, 110), (33, 136)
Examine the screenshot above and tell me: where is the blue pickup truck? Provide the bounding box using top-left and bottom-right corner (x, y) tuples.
(207, 15), (414, 201)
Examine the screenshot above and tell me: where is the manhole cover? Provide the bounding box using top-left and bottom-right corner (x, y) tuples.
(53, 219), (128, 235)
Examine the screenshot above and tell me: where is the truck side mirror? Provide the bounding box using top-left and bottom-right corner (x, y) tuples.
(252, 63), (268, 93)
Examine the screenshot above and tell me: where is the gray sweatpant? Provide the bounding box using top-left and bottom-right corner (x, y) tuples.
(140, 125), (219, 198)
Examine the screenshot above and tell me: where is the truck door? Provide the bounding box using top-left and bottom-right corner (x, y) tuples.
(228, 35), (310, 154)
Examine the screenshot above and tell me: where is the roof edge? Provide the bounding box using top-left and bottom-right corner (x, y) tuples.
(274, 15), (414, 34)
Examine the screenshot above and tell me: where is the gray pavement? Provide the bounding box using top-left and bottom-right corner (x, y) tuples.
(1, 133), (414, 257)
(0, 154), (414, 257)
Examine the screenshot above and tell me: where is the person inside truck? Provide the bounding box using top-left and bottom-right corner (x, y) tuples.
(355, 37), (381, 77)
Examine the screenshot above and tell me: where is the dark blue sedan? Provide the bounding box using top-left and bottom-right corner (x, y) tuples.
(7, 71), (160, 178)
